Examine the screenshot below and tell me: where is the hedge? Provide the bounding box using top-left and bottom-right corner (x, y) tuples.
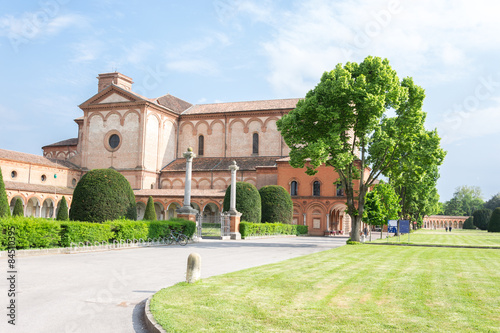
(0, 216), (61, 250)
(60, 222), (115, 247)
(239, 221), (308, 238)
(0, 217), (196, 250)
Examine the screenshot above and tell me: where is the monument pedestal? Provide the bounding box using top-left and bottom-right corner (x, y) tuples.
(229, 212), (242, 240)
(176, 206), (198, 222)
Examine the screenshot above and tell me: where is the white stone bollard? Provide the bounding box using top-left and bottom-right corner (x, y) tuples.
(186, 253), (201, 283)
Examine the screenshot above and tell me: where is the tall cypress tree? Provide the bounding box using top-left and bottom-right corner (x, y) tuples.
(143, 196), (157, 221)
(12, 198), (24, 217)
(56, 196), (69, 220)
(0, 168), (11, 218)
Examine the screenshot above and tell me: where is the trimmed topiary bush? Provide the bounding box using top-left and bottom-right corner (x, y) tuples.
(12, 198), (24, 217)
(472, 209), (492, 230)
(487, 207), (500, 232)
(0, 168), (10, 218)
(223, 182), (261, 223)
(143, 196), (157, 221)
(69, 169), (137, 222)
(463, 216), (475, 229)
(56, 196), (69, 220)
(259, 185), (293, 224)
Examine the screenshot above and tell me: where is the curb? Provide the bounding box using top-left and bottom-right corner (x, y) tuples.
(365, 243), (500, 249)
(144, 296), (167, 333)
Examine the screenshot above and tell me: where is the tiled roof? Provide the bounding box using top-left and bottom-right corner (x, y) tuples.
(156, 94), (192, 114)
(161, 156), (281, 172)
(182, 98), (301, 115)
(4, 181), (74, 195)
(42, 138), (78, 148)
(134, 189), (225, 198)
(0, 149), (80, 170)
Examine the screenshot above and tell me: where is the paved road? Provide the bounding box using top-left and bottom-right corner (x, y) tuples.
(0, 236), (349, 333)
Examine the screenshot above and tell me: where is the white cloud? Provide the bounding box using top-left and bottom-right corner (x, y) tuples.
(437, 97), (500, 144)
(241, 0), (500, 96)
(71, 40), (104, 63)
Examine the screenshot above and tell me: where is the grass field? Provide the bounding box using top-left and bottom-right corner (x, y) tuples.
(150, 238), (500, 332)
(371, 229), (500, 247)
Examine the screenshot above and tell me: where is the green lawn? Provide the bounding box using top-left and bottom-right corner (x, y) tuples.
(370, 229), (500, 248)
(150, 244), (500, 332)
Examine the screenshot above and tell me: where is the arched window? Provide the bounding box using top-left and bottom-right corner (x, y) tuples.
(252, 133), (259, 155)
(313, 181), (320, 196)
(336, 182), (344, 196)
(291, 181), (298, 196)
(198, 135), (204, 156)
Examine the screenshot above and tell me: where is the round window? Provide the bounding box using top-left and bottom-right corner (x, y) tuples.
(11, 171), (17, 179)
(109, 134), (120, 149)
(72, 178), (77, 186)
(41, 174), (47, 182)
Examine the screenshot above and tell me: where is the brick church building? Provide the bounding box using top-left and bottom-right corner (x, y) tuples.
(0, 72), (352, 236)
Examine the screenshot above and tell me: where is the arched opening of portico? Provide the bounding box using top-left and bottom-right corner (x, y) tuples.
(136, 202), (146, 220)
(167, 202), (181, 219)
(41, 198), (55, 218)
(9, 196), (24, 216)
(26, 197), (41, 217)
(154, 202), (164, 220)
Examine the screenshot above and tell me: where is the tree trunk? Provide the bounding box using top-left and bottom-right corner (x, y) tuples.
(350, 214), (362, 242)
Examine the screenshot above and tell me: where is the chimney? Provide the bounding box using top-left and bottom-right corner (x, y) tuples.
(97, 72), (133, 92)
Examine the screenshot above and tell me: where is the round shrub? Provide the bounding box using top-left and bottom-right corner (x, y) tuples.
(487, 207), (500, 232)
(463, 216), (475, 229)
(0, 168), (10, 218)
(12, 198), (24, 217)
(56, 196), (69, 221)
(472, 209), (492, 230)
(259, 185), (293, 223)
(143, 196), (157, 221)
(69, 169), (137, 222)
(223, 182), (261, 223)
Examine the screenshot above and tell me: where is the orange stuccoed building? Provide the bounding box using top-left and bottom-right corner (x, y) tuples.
(0, 72), (358, 235)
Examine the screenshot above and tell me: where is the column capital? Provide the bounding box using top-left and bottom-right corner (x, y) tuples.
(183, 147), (196, 160)
(229, 160), (239, 171)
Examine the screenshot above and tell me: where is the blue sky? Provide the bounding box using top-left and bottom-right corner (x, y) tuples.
(1, 0), (499, 202)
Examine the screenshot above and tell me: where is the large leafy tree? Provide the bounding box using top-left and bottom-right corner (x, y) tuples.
(472, 208), (491, 230)
(443, 186), (484, 216)
(278, 56), (443, 241)
(364, 182), (400, 237)
(484, 193), (500, 211)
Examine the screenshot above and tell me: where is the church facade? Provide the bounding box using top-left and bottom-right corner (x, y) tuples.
(1, 72), (352, 236)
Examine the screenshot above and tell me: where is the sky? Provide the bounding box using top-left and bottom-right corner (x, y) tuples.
(0, 0), (499, 202)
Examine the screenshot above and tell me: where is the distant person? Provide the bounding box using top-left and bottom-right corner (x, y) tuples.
(449, 226), (452, 232)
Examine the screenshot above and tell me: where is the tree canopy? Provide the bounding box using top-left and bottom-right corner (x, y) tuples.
(443, 186), (484, 216)
(484, 193), (500, 211)
(277, 56), (444, 241)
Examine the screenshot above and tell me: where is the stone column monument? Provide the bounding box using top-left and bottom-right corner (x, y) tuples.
(176, 147), (198, 221)
(228, 161), (242, 240)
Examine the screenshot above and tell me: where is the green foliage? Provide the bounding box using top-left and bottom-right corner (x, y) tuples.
(346, 239), (363, 245)
(239, 221), (307, 238)
(12, 198), (24, 217)
(223, 182), (261, 223)
(0, 168), (10, 218)
(487, 208), (500, 232)
(463, 216), (475, 229)
(444, 186), (484, 216)
(143, 196), (157, 221)
(472, 209), (492, 231)
(484, 193), (500, 211)
(106, 218), (196, 240)
(69, 169), (137, 222)
(259, 185), (293, 224)
(56, 196), (69, 220)
(0, 217), (61, 250)
(277, 56), (444, 241)
(364, 183), (400, 227)
(59, 221), (115, 247)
